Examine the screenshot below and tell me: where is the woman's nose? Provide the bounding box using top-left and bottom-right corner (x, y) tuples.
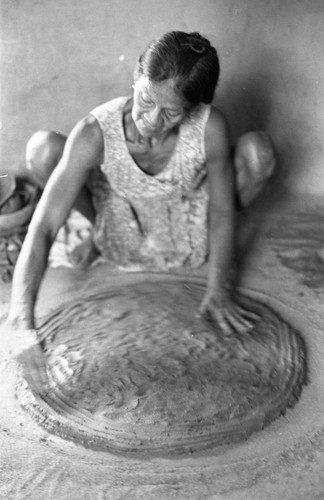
(145, 107), (162, 127)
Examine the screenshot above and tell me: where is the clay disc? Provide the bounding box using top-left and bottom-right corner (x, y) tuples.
(17, 274), (307, 454)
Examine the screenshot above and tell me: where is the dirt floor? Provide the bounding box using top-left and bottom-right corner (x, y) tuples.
(1, 195), (324, 500)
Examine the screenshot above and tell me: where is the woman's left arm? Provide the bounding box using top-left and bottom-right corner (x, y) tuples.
(200, 108), (254, 334)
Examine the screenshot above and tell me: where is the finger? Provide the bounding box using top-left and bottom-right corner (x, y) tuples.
(219, 319), (234, 336)
(234, 304), (260, 323)
(200, 306), (236, 336)
(224, 308), (254, 333)
(209, 309), (234, 336)
(198, 300), (208, 316)
(231, 307), (253, 329)
(230, 304), (259, 329)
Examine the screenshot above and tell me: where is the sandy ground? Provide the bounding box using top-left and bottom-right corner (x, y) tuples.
(1, 196), (324, 500)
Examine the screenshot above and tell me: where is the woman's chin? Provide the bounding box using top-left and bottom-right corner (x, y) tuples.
(135, 120), (163, 138)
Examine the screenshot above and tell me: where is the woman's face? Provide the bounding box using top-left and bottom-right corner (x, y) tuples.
(131, 76), (187, 138)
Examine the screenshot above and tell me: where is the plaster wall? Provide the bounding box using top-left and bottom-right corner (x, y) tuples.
(1, 0), (324, 195)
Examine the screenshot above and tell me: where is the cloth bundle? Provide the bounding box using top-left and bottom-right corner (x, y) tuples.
(0, 175), (39, 282)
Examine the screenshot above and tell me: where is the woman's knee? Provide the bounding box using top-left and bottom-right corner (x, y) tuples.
(235, 131), (276, 180)
(25, 130), (67, 187)
(234, 131), (276, 207)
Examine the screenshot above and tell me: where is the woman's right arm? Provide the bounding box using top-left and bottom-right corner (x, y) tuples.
(9, 115), (104, 328)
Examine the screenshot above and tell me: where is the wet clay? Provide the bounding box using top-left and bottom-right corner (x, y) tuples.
(268, 210), (324, 290)
(16, 274), (307, 454)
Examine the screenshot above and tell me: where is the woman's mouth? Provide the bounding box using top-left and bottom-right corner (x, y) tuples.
(140, 115), (163, 135)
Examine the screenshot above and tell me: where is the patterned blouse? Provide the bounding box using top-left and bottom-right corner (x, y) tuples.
(90, 96), (211, 271)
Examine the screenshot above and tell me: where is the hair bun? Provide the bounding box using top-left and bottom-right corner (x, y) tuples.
(184, 33), (210, 55)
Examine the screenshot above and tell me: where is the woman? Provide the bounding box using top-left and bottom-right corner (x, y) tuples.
(9, 31), (275, 393)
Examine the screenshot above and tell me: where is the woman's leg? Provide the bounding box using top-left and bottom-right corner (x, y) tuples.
(25, 130), (96, 223)
(233, 131), (276, 209)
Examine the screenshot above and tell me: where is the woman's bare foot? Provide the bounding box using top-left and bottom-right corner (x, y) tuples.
(67, 231), (100, 269)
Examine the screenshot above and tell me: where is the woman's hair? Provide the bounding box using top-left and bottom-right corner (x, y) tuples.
(134, 31), (220, 108)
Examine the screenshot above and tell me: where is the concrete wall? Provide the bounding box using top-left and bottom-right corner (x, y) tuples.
(1, 0), (324, 195)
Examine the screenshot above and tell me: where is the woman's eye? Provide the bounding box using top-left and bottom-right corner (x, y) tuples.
(165, 110), (181, 120)
(140, 93), (153, 105)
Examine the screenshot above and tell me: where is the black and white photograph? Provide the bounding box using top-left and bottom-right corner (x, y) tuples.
(1, 1), (324, 498)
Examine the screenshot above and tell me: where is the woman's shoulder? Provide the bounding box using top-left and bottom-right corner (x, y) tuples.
(90, 96), (130, 118)
(205, 106), (230, 142)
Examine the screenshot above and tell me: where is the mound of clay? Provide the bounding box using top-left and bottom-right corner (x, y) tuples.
(16, 274), (307, 454)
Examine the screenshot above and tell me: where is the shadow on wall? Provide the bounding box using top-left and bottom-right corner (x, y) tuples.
(218, 48), (285, 264)
(219, 45), (311, 197)
(219, 46), (276, 142)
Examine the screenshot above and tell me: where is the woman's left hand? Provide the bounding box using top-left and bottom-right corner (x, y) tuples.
(198, 290), (258, 336)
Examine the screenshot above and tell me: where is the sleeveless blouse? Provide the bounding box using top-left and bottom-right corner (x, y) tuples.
(90, 97), (211, 270)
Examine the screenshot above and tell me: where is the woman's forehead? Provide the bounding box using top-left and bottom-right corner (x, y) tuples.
(137, 76), (184, 109)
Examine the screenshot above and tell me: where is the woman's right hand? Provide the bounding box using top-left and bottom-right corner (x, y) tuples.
(8, 324), (49, 396)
